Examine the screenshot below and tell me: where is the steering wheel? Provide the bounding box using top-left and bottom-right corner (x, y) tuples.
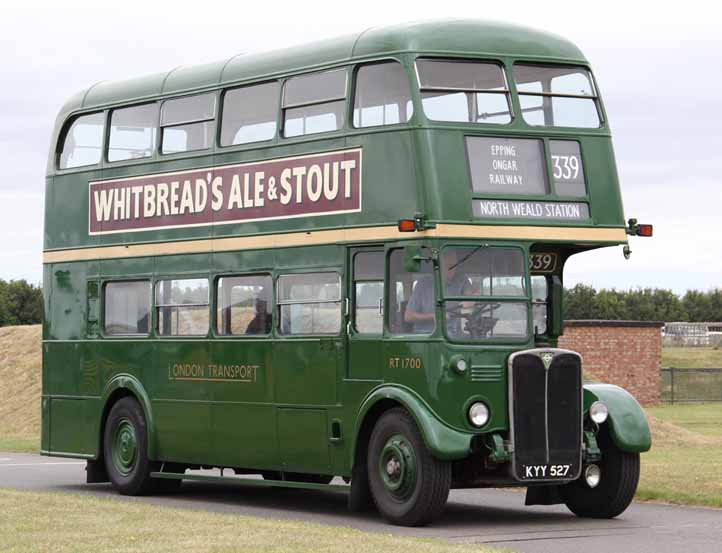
(446, 302), (501, 338)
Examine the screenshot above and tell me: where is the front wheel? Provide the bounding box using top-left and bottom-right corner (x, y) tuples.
(561, 429), (640, 518)
(367, 408), (451, 526)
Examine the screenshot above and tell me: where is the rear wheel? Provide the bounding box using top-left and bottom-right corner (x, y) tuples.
(561, 428), (640, 518)
(104, 397), (174, 495)
(367, 408), (451, 526)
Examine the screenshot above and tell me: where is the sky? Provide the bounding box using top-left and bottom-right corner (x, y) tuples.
(0, 0), (719, 293)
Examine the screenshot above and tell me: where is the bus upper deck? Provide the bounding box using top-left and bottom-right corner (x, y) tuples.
(45, 19), (628, 263)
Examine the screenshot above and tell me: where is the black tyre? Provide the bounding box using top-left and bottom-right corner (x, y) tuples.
(561, 428), (640, 518)
(103, 397), (157, 495)
(367, 408), (451, 526)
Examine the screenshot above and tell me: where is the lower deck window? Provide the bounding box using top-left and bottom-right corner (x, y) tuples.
(389, 248), (436, 335)
(277, 272), (341, 335)
(104, 281), (150, 335)
(155, 278), (209, 336)
(217, 275), (272, 335)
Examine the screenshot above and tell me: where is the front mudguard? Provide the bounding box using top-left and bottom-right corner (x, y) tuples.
(353, 385), (472, 464)
(584, 383), (651, 453)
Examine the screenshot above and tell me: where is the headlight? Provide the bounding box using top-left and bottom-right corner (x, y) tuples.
(589, 401), (609, 424)
(449, 355), (468, 375)
(468, 402), (490, 427)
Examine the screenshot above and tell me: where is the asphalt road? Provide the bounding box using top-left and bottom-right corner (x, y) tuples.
(2, 452), (720, 553)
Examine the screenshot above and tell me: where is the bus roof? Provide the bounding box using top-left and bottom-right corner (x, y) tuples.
(58, 19), (587, 118)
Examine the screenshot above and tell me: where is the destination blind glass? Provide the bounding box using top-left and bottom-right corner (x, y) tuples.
(466, 136), (590, 221)
(466, 136), (547, 194)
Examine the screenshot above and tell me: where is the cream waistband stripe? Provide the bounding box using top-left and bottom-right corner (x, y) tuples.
(42, 224), (627, 264)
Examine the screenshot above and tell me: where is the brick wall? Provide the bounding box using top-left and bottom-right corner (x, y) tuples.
(558, 320), (663, 405)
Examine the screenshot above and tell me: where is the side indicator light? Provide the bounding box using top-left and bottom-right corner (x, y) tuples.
(636, 224), (653, 237)
(397, 219), (416, 232)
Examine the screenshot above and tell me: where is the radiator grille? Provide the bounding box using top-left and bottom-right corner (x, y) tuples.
(509, 349), (582, 482)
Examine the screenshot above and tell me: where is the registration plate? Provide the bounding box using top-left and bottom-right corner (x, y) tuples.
(522, 464), (572, 479)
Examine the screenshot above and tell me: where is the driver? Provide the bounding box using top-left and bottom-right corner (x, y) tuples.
(405, 249), (471, 334)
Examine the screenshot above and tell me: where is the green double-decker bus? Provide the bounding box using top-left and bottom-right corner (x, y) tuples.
(42, 20), (652, 526)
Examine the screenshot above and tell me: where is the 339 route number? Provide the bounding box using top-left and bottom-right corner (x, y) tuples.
(551, 154), (580, 180)
(529, 252), (558, 273)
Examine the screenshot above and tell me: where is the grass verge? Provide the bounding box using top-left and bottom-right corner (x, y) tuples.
(639, 404), (722, 507)
(0, 488), (504, 553)
(662, 346), (722, 368)
(0, 435), (38, 453)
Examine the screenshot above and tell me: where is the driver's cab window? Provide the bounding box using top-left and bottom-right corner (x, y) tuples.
(389, 247), (435, 335)
(440, 246), (528, 341)
(531, 275), (549, 335)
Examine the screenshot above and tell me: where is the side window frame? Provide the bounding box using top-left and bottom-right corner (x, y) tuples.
(386, 246), (437, 337)
(276, 270), (343, 336)
(351, 59), (414, 129)
(56, 111), (106, 171)
(159, 92), (217, 156)
(107, 102), (160, 164)
(215, 273), (274, 337)
(154, 276), (210, 338)
(351, 250), (385, 335)
(219, 81), (280, 148)
(281, 68), (348, 138)
(101, 279), (152, 338)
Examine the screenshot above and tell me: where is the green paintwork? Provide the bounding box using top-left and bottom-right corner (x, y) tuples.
(355, 385), (473, 462)
(584, 384), (652, 453)
(41, 20), (647, 489)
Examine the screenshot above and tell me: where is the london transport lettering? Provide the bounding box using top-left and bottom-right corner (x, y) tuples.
(168, 363), (259, 383)
(89, 149), (362, 235)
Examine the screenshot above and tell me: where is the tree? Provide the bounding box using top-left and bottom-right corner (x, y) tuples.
(0, 279), (43, 326)
(563, 283), (598, 319)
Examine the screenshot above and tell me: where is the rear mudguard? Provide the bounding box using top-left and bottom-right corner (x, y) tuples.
(353, 385), (472, 464)
(584, 383), (651, 453)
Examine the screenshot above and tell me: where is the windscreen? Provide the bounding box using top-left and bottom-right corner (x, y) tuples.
(440, 247), (528, 341)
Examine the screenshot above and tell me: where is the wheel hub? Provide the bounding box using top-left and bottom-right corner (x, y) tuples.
(378, 434), (417, 499)
(112, 418), (138, 476)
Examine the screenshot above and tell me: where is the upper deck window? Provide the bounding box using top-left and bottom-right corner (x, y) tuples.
(416, 59), (511, 124)
(108, 103), (159, 162)
(221, 82), (280, 146)
(160, 93), (216, 154)
(58, 112), (105, 169)
(353, 61), (413, 128)
(514, 64), (601, 128)
(282, 69), (346, 137)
